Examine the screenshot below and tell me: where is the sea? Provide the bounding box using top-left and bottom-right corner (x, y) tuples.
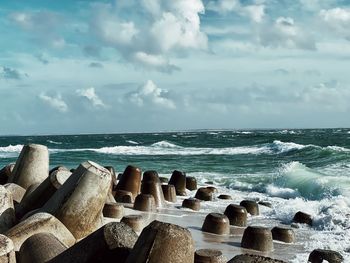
(1, 128), (350, 261)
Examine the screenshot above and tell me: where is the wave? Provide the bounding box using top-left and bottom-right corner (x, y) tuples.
(0, 144), (23, 152)
(126, 140), (139, 145)
(47, 140), (62, 145)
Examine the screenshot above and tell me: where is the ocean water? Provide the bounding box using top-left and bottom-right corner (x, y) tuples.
(1, 128), (350, 261)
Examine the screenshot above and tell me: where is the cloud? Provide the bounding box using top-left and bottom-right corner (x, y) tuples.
(38, 93), (68, 113)
(90, 0), (207, 72)
(76, 87), (107, 108)
(206, 0), (265, 23)
(0, 66), (27, 80)
(88, 62), (104, 68)
(258, 17), (316, 50)
(320, 8), (350, 39)
(83, 45), (102, 58)
(127, 80), (176, 109)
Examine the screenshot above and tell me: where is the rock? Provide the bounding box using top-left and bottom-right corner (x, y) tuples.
(40, 161), (111, 239)
(133, 194), (156, 212)
(308, 249), (344, 263)
(168, 170), (187, 196)
(0, 186), (15, 233)
(125, 220), (195, 263)
(0, 164), (14, 185)
(218, 194), (232, 200)
(8, 144), (49, 189)
(4, 183), (26, 204)
(49, 222), (138, 263)
(195, 187), (213, 201)
(18, 233), (68, 263)
(241, 226), (273, 252)
(116, 165), (142, 199)
(292, 211), (312, 226)
(224, 204), (247, 227)
(271, 226), (295, 243)
(16, 169), (71, 220)
(114, 190), (134, 203)
(121, 215), (145, 233)
(5, 212), (75, 251)
(240, 200), (259, 216)
(194, 249), (227, 263)
(202, 213), (230, 235)
(142, 170), (160, 183)
(103, 203), (124, 219)
(182, 198), (200, 211)
(161, 184), (177, 203)
(186, 177), (197, 191)
(227, 254), (286, 263)
(141, 181), (165, 208)
(0, 234), (16, 263)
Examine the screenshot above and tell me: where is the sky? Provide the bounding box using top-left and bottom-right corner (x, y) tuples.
(1, 0), (350, 135)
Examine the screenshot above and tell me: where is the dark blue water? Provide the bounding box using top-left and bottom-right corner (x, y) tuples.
(1, 128), (350, 200)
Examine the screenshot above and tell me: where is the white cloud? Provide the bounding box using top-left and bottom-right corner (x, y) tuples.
(39, 93), (68, 113)
(258, 17), (316, 50)
(128, 80), (176, 109)
(90, 0), (207, 72)
(76, 87), (107, 108)
(206, 0), (265, 23)
(320, 8), (350, 39)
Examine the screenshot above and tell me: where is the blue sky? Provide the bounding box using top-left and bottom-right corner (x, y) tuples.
(1, 0), (350, 135)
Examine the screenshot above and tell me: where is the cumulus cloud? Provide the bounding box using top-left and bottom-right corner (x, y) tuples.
(320, 8), (350, 39)
(90, 0), (207, 72)
(38, 93), (68, 113)
(206, 0), (265, 23)
(258, 17), (316, 50)
(76, 87), (107, 109)
(0, 66), (27, 80)
(127, 80), (176, 109)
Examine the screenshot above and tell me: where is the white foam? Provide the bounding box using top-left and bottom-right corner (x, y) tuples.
(47, 140), (62, 145)
(265, 184), (300, 199)
(126, 140), (139, 145)
(0, 144), (23, 152)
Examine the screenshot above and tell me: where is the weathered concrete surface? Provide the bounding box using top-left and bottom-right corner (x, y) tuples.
(168, 170), (187, 196)
(0, 186), (15, 234)
(140, 181), (165, 208)
(41, 161), (111, 239)
(194, 249), (227, 263)
(4, 183), (26, 204)
(227, 254), (287, 263)
(116, 166), (141, 200)
(0, 234), (16, 263)
(308, 249), (344, 263)
(16, 169), (71, 220)
(241, 226), (273, 252)
(48, 222), (138, 263)
(8, 144), (49, 189)
(18, 233), (68, 263)
(126, 220), (195, 263)
(5, 212), (75, 251)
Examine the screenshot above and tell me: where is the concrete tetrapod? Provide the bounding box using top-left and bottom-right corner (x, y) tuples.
(5, 212), (75, 251)
(308, 249), (344, 263)
(103, 203), (124, 219)
(240, 200), (259, 216)
(186, 177), (197, 191)
(4, 183), (26, 204)
(228, 254), (286, 263)
(142, 170), (161, 183)
(125, 220), (195, 263)
(115, 165), (142, 200)
(194, 249), (227, 263)
(161, 184), (177, 203)
(141, 181), (165, 208)
(241, 226), (273, 252)
(271, 226), (295, 243)
(292, 211), (313, 226)
(168, 170), (187, 196)
(195, 187), (214, 201)
(18, 233), (68, 263)
(201, 213), (230, 235)
(8, 144), (49, 189)
(182, 198), (200, 211)
(224, 204), (247, 227)
(0, 186), (15, 233)
(16, 169), (71, 220)
(0, 234), (16, 263)
(133, 194), (156, 212)
(114, 190), (134, 203)
(40, 161), (111, 239)
(48, 222), (138, 263)
(121, 215), (145, 233)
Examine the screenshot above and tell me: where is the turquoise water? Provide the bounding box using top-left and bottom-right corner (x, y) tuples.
(1, 128), (350, 201)
(1, 128), (350, 260)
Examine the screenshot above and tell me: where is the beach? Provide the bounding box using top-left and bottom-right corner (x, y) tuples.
(0, 129), (349, 262)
